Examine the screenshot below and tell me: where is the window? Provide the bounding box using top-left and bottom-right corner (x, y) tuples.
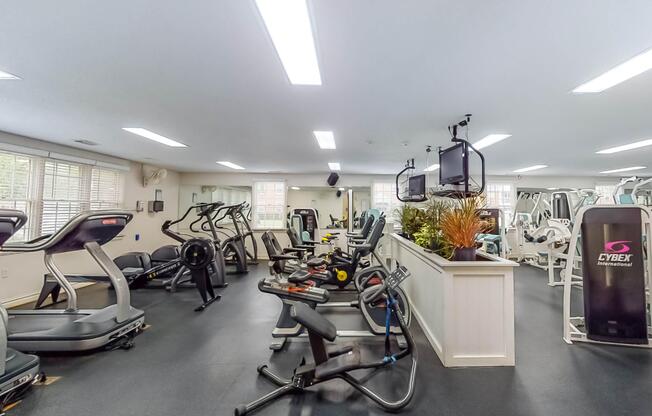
(0, 149), (125, 240)
(41, 160), (86, 235)
(595, 184), (616, 205)
(484, 183), (514, 224)
(90, 167), (124, 210)
(252, 181), (286, 229)
(372, 182), (401, 222)
(0, 152), (37, 241)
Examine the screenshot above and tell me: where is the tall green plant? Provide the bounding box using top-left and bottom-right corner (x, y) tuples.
(413, 198), (453, 258)
(395, 204), (424, 238)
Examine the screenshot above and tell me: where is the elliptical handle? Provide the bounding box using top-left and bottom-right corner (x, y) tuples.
(361, 281), (387, 304)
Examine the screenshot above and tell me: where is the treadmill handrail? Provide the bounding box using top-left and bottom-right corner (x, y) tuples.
(0, 210), (133, 253)
(0, 209), (28, 231)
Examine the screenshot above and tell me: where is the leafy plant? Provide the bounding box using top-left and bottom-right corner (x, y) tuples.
(440, 195), (490, 249)
(395, 204), (425, 238)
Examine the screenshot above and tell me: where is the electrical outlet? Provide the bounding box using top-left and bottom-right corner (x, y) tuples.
(0, 268), (9, 279)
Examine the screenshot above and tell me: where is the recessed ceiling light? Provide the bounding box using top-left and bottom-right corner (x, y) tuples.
(600, 166), (646, 174)
(313, 131), (335, 149)
(472, 134), (512, 150)
(424, 163), (440, 172)
(338, 187), (345, 191)
(547, 187), (559, 191)
(513, 164), (548, 173)
(328, 162), (341, 171)
(290, 186), (300, 190)
(573, 48), (652, 93)
(596, 139), (652, 154)
(255, 0), (322, 86)
(0, 70), (20, 80)
(216, 161), (245, 170)
(123, 128), (187, 147)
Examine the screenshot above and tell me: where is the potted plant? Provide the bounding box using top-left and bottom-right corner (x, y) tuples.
(440, 196), (489, 261)
(413, 198), (453, 257)
(395, 204), (424, 240)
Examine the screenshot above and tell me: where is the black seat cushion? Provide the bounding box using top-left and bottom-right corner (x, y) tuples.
(290, 302), (336, 342)
(307, 257), (327, 268)
(315, 346), (361, 379)
(288, 270), (312, 283)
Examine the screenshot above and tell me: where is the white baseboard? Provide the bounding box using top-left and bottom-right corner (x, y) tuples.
(2, 282), (96, 308)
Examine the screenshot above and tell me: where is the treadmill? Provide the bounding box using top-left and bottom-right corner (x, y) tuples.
(0, 210), (41, 401)
(1, 210), (146, 352)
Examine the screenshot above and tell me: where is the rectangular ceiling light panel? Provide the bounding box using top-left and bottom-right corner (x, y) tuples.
(256, 0), (322, 85)
(313, 131), (335, 149)
(472, 134), (512, 150)
(596, 138), (652, 154)
(328, 162), (341, 171)
(0, 70), (20, 80)
(424, 163), (440, 172)
(123, 128), (187, 147)
(600, 166), (646, 174)
(573, 49), (652, 93)
(217, 161), (245, 170)
(513, 164), (548, 173)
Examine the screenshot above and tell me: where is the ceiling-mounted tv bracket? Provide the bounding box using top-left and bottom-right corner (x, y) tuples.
(396, 158), (427, 203)
(433, 113), (486, 198)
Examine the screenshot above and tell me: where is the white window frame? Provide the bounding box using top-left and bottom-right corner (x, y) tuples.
(371, 181), (401, 223)
(484, 182), (515, 225)
(0, 149), (125, 240)
(252, 180), (287, 230)
(595, 183), (616, 205)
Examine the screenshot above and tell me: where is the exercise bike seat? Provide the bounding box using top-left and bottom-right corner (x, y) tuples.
(307, 257), (327, 268)
(288, 270), (313, 284)
(315, 347), (361, 379)
(290, 302), (336, 342)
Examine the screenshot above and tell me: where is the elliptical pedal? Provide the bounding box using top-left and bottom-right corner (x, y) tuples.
(194, 294), (221, 312)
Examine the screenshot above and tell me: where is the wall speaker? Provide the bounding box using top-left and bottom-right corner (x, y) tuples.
(327, 172), (339, 187)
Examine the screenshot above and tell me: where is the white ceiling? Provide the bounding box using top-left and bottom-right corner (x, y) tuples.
(1, 1), (652, 176)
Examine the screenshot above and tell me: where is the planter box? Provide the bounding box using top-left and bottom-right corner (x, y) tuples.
(391, 233), (518, 367)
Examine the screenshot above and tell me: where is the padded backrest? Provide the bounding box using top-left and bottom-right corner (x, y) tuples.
(350, 216), (386, 267)
(113, 252), (152, 271)
(359, 215), (374, 237)
(287, 226), (301, 247)
(619, 194), (635, 205)
(151, 245), (179, 263)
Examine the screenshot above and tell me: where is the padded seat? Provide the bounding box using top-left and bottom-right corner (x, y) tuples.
(315, 347), (361, 379)
(307, 257), (327, 268)
(288, 270), (313, 283)
(290, 303), (336, 342)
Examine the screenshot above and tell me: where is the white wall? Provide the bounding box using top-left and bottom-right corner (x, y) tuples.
(0, 134), (625, 303)
(0, 133), (180, 304)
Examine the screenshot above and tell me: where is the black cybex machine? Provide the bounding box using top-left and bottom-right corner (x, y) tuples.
(563, 205), (652, 347)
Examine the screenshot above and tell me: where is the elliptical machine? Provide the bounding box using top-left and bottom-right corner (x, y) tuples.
(209, 203), (248, 274)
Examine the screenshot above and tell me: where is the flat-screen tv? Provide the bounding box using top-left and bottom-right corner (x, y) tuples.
(408, 174), (426, 197)
(439, 143), (467, 185)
